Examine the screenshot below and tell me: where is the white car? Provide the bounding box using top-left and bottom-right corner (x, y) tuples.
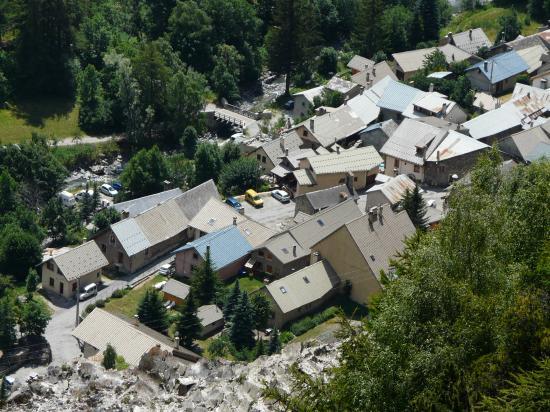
(79, 283), (98, 301)
(271, 189), (290, 203)
(159, 263), (173, 275)
(100, 183), (118, 197)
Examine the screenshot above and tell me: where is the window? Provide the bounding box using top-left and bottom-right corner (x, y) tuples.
(281, 248), (289, 254)
(370, 255), (376, 262)
(144, 248), (149, 256)
(118, 252), (123, 263)
(266, 253), (273, 261)
(97, 272), (100, 278)
(110, 235), (115, 244)
(317, 219), (325, 227)
(303, 130), (308, 137)
(49, 278), (54, 287)
(414, 165), (420, 173)
(101, 244), (106, 253)
(302, 102), (306, 107)
(193, 252), (199, 260)
(279, 286), (287, 294)
(190, 264), (196, 271)
(57, 267), (62, 275)
(256, 154), (261, 161)
(46, 261), (54, 271)
(338, 178), (345, 184)
(354, 176), (358, 182)
(262, 156), (266, 163)
(303, 276), (310, 284)
(72, 282), (77, 291)
(394, 158), (400, 167)
(266, 265), (273, 273)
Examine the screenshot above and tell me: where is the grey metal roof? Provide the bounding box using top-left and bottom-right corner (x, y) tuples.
(50, 241), (109, 281)
(134, 198), (189, 245)
(377, 80), (425, 113)
(111, 218), (152, 257)
(380, 119), (447, 165)
(113, 188), (183, 218)
(325, 76), (360, 94)
(197, 305), (224, 326)
(307, 146), (382, 175)
(427, 131), (489, 162)
(236, 219), (277, 249)
(345, 209), (415, 280)
(347, 55), (375, 72)
(449, 28), (492, 55)
(265, 260), (339, 314)
(347, 93), (381, 125)
(503, 121), (550, 162)
(262, 232), (309, 264)
(366, 174), (416, 206)
(163, 279), (190, 301)
(393, 44), (472, 73)
(293, 169), (316, 186)
(289, 199), (363, 250)
(173, 180), (220, 221)
(301, 184), (355, 212)
(188, 198), (246, 234)
(516, 45), (546, 74)
(466, 51), (529, 84)
(260, 131), (304, 165)
(507, 33), (550, 52)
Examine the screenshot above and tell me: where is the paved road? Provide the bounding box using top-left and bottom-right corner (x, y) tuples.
(241, 193), (296, 232)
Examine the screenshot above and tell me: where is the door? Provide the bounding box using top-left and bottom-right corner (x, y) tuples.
(59, 282), (64, 295)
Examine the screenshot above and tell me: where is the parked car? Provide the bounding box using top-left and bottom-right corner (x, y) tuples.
(245, 189), (263, 208)
(100, 183), (118, 197)
(79, 283), (98, 301)
(154, 280), (167, 290)
(58, 191), (76, 207)
(225, 197), (243, 211)
(75, 189), (94, 202)
(271, 189), (290, 203)
(159, 263), (173, 275)
(111, 182), (122, 191)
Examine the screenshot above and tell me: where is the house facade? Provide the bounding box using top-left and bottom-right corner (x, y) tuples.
(466, 51), (529, 95)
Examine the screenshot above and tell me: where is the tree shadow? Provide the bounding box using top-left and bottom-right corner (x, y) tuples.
(11, 96), (76, 128)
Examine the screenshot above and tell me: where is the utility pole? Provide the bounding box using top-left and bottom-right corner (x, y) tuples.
(75, 277), (80, 327)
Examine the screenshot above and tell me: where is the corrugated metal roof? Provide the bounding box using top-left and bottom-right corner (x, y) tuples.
(113, 188), (183, 218)
(466, 51), (529, 84)
(265, 260), (339, 314)
(188, 198), (246, 234)
(366, 174), (416, 206)
(111, 218), (152, 257)
(135, 198), (189, 245)
(393, 44), (472, 73)
(345, 210), (415, 280)
(449, 28), (492, 55)
(347, 55), (375, 72)
(506, 122), (550, 162)
(377, 80), (425, 113)
(178, 226), (252, 270)
(427, 131), (489, 161)
(163, 279), (190, 300)
(347, 93), (381, 125)
(516, 45), (546, 74)
(427, 71), (453, 79)
(197, 305), (224, 326)
(51, 241), (109, 281)
(307, 146), (382, 175)
(72, 309), (179, 366)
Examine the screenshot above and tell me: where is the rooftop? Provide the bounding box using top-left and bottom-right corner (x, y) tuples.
(265, 260), (339, 314)
(347, 55), (375, 72)
(307, 146), (382, 175)
(427, 131), (489, 162)
(393, 44), (473, 73)
(516, 45), (546, 74)
(377, 80), (426, 113)
(188, 198), (246, 234)
(447, 28), (492, 55)
(113, 188), (183, 218)
(347, 93), (381, 125)
(350, 61), (397, 89)
(366, 174), (416, 206)
(325, 76), (359, 94)
(197, 304), (224, 326)
(466, 51), (529, 84)
(163, 279), (190, 301)
(300, 184), (355, 212)
(47, 241), (109, 282)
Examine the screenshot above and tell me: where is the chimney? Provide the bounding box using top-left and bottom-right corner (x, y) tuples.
(372, 66), (376, 76)
(366, 72), (370, 82)
(49, 249), (53, 256)
(233, 216), (237, 226)
(285, 148), (289, 156)
(441, 102), (448, 115)
(345, 172), (354, 192)
(293, 245), (297, 257)
(437, 150), (440, 164)
(344, 96), (349, 106)
(280, 136), (285, 150)
(206, 245), (210, 255)
(339, 192), (348, 201)
(447, 32), (453, 43)
(368, 206), (378, 223)
(429, 83), (434, 93)
(469, 29), (472, 40)
(122, 210), (130, 219)
(483, 61), (489, 72)
(309, 119), (315, 132)
(452, 53), (455, 62)
(311, 251), (320, 264)
(378, 204), (383, 220)
(336, 146), (340, 154)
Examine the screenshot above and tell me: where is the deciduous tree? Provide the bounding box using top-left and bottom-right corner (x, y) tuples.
(19, 299), (51, 338)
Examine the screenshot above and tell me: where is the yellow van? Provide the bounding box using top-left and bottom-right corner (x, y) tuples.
(245, 189), (263, 208)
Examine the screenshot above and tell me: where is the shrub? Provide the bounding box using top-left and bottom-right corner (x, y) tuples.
(84, 303), (96, 314)
(318, 47), (338, 76)
(111, 289), (124, 299)
(280, 331), (295, 345)
(95, 299), (105, 308)
(208, 335), (230, 358)
(287, 307), (338, 336)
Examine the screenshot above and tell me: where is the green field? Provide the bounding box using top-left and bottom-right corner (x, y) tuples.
(104, 274), (166, 318)
(442, 7), (539, 42)
(225, 274), (265, 294)
(0, 97), (82, 143)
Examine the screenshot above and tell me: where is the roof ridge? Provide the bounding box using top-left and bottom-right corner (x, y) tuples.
(53, 239), (94, 260)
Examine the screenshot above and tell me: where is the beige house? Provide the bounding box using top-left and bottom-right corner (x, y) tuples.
(292, 146), (382, 196)
(247, 131), (304, 174)
(41, 241), (108, 299)
(365, 174), (416, 211)
(262, 260), (340, 328)
(347, 55), (375, 74)
(312, 207), (415, 306)
(197, 305), (224, 337)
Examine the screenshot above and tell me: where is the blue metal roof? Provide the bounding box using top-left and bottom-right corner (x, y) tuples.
(466, 51), (529, 84)
(176, 226), (252, 270)
(377, 80), (424, 113)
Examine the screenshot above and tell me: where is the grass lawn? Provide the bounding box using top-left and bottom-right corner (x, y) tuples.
(442, 7), (539, 42)
(225, 274), (264, 293)
(104, 274), (166, 318)
(291, 317), (340, 344)
(0, 97), (82, 143)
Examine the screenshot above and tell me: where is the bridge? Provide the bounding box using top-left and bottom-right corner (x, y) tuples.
(204, 103), (260, 135)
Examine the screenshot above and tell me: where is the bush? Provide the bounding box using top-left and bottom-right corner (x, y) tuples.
(84, 303), (96, 314)
(318, 47), (338, 76)
(95, 299), (105, 308)
(111, 289), (124, 299)
(280, 331), (295, 345)
(208, 335), (230, 358)
(287, 307), (338, 337)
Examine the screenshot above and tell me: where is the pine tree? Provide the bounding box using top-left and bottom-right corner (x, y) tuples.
(0, 374), (7, 404)
(418, 0), (440, 42)
(102, 343), (117, 370)
(25, 269), (39, 298)
(224, 279), (241, 320)
(251, 292), (271, 332)
(352, 0), (384, 57)
(230, 291), (255, 350)
(0, 298), (17, 351)
(176, 290), (202, 348)
(268, 328), (281, 355)
(401, 185), (428, 230)
(137, 289), (168, 332)
(255, 338), (266, 358)
(191, 246), (221, 306)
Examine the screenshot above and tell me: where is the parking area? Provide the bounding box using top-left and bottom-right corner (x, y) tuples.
(242, 193), (296, 232)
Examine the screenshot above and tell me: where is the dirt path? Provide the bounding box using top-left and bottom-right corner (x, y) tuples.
(51, 135), (122, 147)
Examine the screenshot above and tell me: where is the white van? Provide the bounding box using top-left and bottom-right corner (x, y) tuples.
(79, 283), (98, 301)
(58, 191), (76, 207)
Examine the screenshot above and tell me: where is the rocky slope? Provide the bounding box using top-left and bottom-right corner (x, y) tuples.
(7, 330), (341, 411)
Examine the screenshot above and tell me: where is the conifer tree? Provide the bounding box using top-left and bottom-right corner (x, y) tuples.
(224, 279), (241, 319)
(137, 289), (168, 332)
(230, 291), (255, 350)
(401, 185), (428, 230)
(352, 0), (384, 57)
(176, 290), (202, 348)
(0, 298), (16, 351)
(268, 328), (281, 355)
(191, 247), (220, 305)
(255, 338), (266, 357)
(25, 269), (39, 298)
(102, 343), (117, 370)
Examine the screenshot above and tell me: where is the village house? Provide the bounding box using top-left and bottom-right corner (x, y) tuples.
(350, 60), (397, 89)
(41, 240), (108, 299)
(312, 206), (415, 306)
(499, 120), (550, 163)
(465, 51), (529, 95)
(94, 180), (219, 274)
(197, 305), (224, 337)
(531, 69), (550, 90)
(250, 200), (362, 277)
(292, 146), (382, 196)
(365, 174), (416, 211)
(392, 44), (477, 81)
(347, 54), (375, 74)
(72, 308), (200, 366)
(473, 92), (501, 112)
(175, 225), (253, 281)
(270, 147), (329, 188)
(262, 260), (340, 328)
(440, 28), (492, 55)
(381, 119), (490, 185)
(359, 120), (398, 151)
(187, 198), (247, 240)
(516, 45), (547, 75)
(294, 183), (356, 216)
(247, 130), (304, 174)
(162, 279), (190, 306)
(113, 188), (183, 218)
